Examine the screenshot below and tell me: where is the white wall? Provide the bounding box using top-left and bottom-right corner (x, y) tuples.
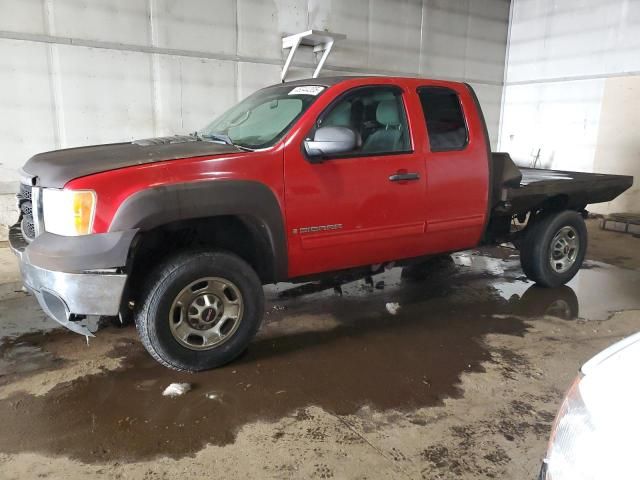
(499, 0), (640, 212)
(592, 76), (640, 213)
(0, 0), (510, 191)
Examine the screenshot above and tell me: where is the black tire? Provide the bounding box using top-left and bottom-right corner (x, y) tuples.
(135, 250), (264, 372)
(519, 210), (587, 288)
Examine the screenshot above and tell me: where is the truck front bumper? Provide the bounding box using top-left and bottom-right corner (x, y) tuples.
(8, 223), (133, 337)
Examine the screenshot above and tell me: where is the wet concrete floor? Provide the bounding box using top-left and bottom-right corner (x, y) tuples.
(0, 246), (639, 469)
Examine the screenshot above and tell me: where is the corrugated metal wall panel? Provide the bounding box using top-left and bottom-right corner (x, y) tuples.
(500, 0), (640, 213)
(0, 0), (510, 187)
(501, 1), (639, 166)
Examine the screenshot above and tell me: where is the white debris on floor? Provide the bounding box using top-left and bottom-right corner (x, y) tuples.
(385, 302), (400, 315)
(453, 253), (473, 266)
(162, 383), (192, 397)
(205, 392), (222, 401)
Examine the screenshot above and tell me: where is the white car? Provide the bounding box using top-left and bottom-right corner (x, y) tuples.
(540, 331), (640, 479)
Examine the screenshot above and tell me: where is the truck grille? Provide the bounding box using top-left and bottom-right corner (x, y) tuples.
(17, 183), (36, 242)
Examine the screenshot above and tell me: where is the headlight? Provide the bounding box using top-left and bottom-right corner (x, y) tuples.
(543, 373), (635, 480)
(543, 375), (596, 479)
(42, 189), (96, 236)
(545, 333), (640, 480)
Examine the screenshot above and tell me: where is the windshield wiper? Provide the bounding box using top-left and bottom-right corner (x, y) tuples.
(191, 131), (254, 152)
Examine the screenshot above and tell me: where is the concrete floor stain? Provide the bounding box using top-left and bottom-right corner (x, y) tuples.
(0, 250), (639, 463)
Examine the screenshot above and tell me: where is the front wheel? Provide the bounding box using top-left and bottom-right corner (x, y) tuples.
(519, 210), (587, 288)
(135, 251), (264, 372)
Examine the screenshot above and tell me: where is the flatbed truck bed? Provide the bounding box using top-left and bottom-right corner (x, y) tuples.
(491, 154), (633, 216)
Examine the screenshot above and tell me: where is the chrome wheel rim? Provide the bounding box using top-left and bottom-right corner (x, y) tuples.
(549, 226), (580, 274)
(169, 277), (244, 351)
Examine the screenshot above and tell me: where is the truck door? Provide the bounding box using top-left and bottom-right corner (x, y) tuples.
(283, 85), (428, 278)
(415, 85), (489, 252)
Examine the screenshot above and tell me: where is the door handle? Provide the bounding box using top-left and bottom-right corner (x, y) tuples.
(389, 172), (420, 182)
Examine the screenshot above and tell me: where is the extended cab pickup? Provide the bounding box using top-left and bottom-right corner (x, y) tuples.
(9, 76), (633, 371)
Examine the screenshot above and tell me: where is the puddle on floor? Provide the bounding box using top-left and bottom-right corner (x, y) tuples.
(0, 250), (639, 463)
(0, 293), (55, 341)
(0, 342), (62, 380)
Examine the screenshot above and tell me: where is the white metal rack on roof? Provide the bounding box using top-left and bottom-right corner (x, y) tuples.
(281, 30), (346, 82)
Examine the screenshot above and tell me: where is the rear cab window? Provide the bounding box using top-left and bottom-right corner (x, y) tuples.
(417, 87), (468, 152)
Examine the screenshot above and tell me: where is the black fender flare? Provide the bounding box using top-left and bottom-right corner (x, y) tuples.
(109, 180), (288, 280)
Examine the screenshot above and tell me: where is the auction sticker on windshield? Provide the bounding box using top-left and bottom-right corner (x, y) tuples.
(289, 86), (325, 96)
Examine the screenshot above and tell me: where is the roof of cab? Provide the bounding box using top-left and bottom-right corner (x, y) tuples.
(266, 76), (368, 88)
(272, 75), (468, 89)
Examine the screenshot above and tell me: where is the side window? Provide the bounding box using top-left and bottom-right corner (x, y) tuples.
(317, 87), (411, 156)
(417, 87), (468, 151)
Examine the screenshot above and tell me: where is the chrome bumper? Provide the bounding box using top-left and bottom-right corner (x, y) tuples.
(8, 224), (127, 337)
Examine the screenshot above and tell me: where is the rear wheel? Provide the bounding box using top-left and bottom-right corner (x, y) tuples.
(135, 251), (264, 372)
(519, 211), (587, 288)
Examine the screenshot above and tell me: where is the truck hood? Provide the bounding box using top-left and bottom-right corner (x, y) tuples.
(22, 135), (244, 188)
(578, 330), (640, 432)
(581, 330), (640, 378)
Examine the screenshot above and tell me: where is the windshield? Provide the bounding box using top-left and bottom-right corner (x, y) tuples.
(198, 84), (326, 149)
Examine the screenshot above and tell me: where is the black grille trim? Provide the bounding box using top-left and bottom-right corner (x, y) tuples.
(17, 183), (36, 242)
(19, 183), (32, 201)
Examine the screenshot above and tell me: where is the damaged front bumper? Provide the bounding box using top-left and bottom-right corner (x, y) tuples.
(8, 223), (132, 337)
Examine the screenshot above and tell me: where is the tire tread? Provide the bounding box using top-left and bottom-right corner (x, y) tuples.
(135, 250), (263, 372)
(519, 211), (587, 288)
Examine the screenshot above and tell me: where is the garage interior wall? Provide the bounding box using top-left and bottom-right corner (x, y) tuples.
(499, 0), (640, 213)
(0, 0), (511, 234)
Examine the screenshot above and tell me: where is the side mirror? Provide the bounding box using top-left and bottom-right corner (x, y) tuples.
(304, 126), (357, 161)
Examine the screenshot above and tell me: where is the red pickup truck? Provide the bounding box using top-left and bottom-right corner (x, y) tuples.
(10, 76), (632, 371)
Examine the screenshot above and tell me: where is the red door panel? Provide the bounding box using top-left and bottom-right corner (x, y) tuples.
(419, 83), (490, 251)
(282, 82), (435, 278)
(284, 151), (427, 278)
